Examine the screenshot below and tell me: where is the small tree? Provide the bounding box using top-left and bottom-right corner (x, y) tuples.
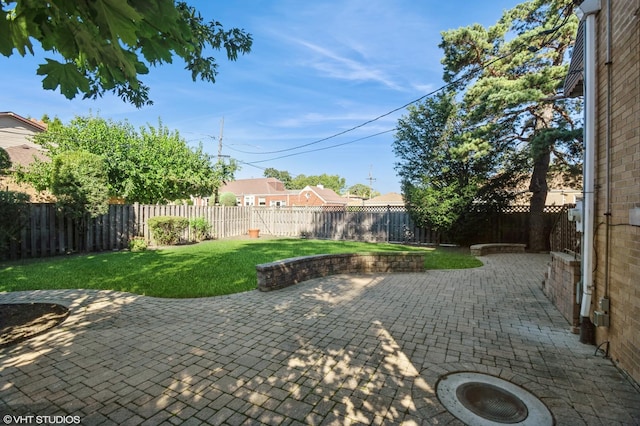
(49, 151), (109, 251)
(51, 151), (109, 219)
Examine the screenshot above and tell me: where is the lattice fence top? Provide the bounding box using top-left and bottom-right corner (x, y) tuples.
(252, 205), (409, 213)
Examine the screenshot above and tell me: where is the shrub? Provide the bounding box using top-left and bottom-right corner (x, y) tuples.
(128, 236), (148, 252)
(147, 216), (189, 245)
(51, 151), (109, 219)
(219, 192), (237, 206)
(189, 217), (211, 242)
(0, 191), (31, 256)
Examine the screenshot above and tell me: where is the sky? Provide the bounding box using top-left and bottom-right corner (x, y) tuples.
(1, 0), (524, 195)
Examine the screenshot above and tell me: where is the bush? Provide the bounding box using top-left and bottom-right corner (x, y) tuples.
(128, 236), (148, 252)
(219, 192), (237, 206)
(147, 216), (189, 245)
(51, 151), (109, 219)
(0, 191), (31, 256)
(189, 217), (211, 242)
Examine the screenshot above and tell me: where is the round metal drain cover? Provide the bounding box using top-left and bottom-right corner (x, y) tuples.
(436, 372), (554, 426)
(456, 381), (528, 423)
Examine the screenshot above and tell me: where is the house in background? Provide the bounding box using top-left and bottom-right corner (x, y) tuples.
(219, 178), (349, 207)
(220, 177), (295, 206)
(297, 184), (348, 207)
(560, 0), (639, 384)
(0, 111), (47, 150)
(347, 192), (406, 208)
(0, 111), (49, 199)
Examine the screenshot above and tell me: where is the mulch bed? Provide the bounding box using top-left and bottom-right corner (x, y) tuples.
(0, 303), (69, 348)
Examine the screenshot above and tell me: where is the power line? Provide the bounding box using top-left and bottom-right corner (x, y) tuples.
(231, 15), (573, 159)
(244, 129), (394, 164)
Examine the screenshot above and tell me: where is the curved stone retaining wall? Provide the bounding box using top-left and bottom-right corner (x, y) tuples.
(256, 252), (425, 291)
(470, 243), (526, 256)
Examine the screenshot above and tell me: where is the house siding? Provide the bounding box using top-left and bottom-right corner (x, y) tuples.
(593, 0), (640, 383)
(0, 113), (45, 149)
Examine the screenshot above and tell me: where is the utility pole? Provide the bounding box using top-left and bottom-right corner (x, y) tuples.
(218, 117), (224, 159)
(366, 166), (376, 199)
(213, 117), (228, 206)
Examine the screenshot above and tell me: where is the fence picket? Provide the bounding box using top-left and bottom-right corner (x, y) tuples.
(1, 203), (567, 260)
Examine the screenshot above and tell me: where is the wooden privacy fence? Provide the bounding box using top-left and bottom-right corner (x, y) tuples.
(250, 206), (440, 243)
(2, 204), (252, 260)
(2, 203), (565, 261)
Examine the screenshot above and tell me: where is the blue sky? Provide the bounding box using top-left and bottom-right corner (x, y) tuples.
(1, 0), (523, 195)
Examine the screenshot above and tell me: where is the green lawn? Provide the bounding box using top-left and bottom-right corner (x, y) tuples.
(0, 239), (482, 298)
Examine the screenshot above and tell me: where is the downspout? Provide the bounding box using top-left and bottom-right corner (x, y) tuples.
(576, 0), (601, 344)
(603, 0), (612, 301)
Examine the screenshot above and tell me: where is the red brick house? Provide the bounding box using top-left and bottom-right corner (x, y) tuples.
(219, 178), (349, 207)
(220, 177), (295, 206)
(296, 185), (348, 207)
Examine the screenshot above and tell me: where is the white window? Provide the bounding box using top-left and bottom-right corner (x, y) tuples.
(244, 195), (255, 206)
(258, 197), (266, 206)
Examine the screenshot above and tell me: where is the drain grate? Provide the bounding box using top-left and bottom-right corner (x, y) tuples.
(456, 381), (528, 423)
(436, 372), (554, 425)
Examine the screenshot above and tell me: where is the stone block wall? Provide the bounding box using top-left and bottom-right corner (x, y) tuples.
(470, 243), (526, 256)
(544, 252), (581, 330)
(256, 252), (425, 291)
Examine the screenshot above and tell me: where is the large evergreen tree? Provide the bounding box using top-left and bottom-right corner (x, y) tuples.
(439, 0), (582, 251)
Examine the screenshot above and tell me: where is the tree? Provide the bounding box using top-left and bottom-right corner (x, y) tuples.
(291, 174), (346, 194)
(0, 1), (252, 107)
(211, 158), (239, 204)
(51, 151), (109, 219)
(346, 184), (380, 199)
(262, 168), (346, 194)
(21, 115), (223, 204)
(264, 168), (293, 188)
(439, 0), (581, 251)
(394, 92), (524, 241)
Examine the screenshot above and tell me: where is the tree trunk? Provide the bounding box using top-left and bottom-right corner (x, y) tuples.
(528, 149), (550, 252)
(528, 105), (554, 252)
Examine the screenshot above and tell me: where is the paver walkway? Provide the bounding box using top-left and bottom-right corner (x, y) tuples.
(1, 253), (639, 425)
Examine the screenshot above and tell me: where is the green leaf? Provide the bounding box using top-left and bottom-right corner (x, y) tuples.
(139, 37), (174, 64)
(37, 59), (90, 99)
(94, 0), (142, 46)
(0, 10), (32, 56)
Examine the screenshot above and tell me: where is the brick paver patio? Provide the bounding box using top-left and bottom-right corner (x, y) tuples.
(1, 253), (639, 425)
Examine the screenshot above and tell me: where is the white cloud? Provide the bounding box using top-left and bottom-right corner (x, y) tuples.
(294, 39), (404, 90)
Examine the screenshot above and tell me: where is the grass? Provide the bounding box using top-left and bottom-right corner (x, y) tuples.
(0, 239), (482, 298)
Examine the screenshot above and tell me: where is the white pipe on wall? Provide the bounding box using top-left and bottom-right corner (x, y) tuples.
(579, 2), (600, 319)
